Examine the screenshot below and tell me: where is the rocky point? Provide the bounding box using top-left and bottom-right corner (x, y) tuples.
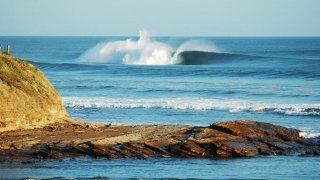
(0, 54), (319, 162)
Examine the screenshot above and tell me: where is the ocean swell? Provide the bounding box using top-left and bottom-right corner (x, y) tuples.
(79, 30), (317, 66)
(63, 97), (320, 116)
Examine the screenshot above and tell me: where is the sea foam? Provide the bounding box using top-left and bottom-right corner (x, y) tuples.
(299, 127), (320, 138)
(63, 96), (320, 116)
(80, 29), (218, 65)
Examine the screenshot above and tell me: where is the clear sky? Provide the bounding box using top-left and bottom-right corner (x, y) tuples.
(0, 0), (319, 36)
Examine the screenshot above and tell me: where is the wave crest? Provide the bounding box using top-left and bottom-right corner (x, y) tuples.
(80, 29), (219, 65)
(299, 127), (320, 138)
(63, 97), (320, 116)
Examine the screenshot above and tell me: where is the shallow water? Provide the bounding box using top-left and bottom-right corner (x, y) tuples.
(0, 36), (319, 178)
(0, 156), (319, 179)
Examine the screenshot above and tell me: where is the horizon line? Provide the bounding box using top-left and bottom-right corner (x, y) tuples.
(1, 35), (320, 38)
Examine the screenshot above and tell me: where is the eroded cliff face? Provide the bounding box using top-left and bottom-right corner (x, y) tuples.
(0, 53), (68, 131)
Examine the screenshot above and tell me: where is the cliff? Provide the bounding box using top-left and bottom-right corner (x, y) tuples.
(0, 53), (68, 131)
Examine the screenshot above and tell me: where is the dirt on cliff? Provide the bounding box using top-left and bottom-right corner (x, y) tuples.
(0, 53), (69, 131)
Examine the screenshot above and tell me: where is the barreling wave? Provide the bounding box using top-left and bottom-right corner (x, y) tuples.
(175, 51), (263, 65)
(63, 97), (320, 116)
(79, 29), (223, 65)
(79, 29), (319, 66)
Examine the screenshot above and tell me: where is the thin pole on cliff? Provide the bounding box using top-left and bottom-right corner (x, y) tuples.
(6, 45), (10, 55)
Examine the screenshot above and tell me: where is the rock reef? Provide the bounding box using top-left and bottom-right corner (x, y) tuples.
(0, 120), (319, 161)
(0, 54), (319, 161)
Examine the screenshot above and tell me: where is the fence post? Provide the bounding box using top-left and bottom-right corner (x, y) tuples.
(6, 45), (10, 55)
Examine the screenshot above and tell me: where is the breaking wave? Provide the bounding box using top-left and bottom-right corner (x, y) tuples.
(80, 29), (220, 65)
(299, 127), (320, 138)
(63, 97), (320, 116)
(78, 29), (318, 65)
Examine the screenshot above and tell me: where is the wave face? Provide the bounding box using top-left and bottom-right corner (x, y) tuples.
(176, 51), (263, 65)
(63, 97), (320, 116)
(80, 30), (219, 65)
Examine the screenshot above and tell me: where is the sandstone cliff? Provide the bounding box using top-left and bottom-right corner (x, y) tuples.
(0, 53), (68, 131)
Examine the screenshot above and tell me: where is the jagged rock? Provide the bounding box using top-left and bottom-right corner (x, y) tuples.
(210, 120), (303, 142)
(0, 120), (319, 160)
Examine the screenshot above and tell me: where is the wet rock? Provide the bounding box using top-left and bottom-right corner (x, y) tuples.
(21, 160), (34, 164)
(31, 144), (64, 159)
(122, 143), (158, 158)
(73, 142), (95, 155)
(210, 120), (303, 142)
(213, 140), (258, 157)
(1, 120), (319, 160)
(144, 141), (171, 156)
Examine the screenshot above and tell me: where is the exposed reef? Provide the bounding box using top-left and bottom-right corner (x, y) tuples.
(0, 120), (319, 161)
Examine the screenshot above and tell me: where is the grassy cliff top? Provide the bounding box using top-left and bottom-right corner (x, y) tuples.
(0, 53), (42, 96)
(0, 53), (68, 131)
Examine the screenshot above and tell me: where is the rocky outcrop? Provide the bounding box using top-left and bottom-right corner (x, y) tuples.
(0, 54), (68, 131)
(0, 120), (319, 161)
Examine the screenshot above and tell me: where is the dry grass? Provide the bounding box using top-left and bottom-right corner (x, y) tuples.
(0, 54), (68, 131)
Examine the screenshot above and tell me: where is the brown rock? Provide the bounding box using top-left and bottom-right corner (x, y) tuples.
(210, 120), (302, 142)
(0, 120), (319, 160)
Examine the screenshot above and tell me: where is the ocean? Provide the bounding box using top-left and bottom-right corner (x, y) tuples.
(0, 34), (319, 179)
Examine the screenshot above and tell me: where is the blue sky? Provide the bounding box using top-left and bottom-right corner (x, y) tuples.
(0, 0), (319, 36)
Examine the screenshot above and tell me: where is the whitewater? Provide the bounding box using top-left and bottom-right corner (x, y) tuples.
(80, 30), (219, 65)
(63, 97), (320, 116)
